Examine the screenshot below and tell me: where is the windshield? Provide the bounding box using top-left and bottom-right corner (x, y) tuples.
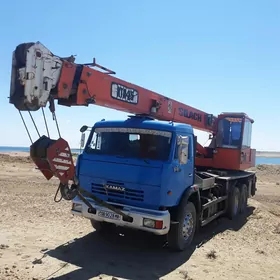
(85, 127), (172, 161)
(217, 117), (243, 148)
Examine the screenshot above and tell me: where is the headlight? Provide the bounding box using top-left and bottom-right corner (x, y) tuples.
(143, 218), (163, 229)
(143, 218), (155, 228)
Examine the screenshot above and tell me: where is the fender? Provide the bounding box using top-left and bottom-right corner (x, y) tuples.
(173, 184), (201, 216)
(181, 185), (201, 214)
(168, 184), (201, 239)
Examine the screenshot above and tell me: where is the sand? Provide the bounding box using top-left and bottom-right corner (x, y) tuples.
(0, 153), (280, 280)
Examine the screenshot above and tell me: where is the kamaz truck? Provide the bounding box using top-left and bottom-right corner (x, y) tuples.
(9, 42), (257, 251)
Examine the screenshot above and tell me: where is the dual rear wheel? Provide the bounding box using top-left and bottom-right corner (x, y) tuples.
(228, 183), (248, 219)
(169, 183), (249, 251)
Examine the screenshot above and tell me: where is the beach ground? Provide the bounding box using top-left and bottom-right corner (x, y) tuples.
(0, 152), (280, 280)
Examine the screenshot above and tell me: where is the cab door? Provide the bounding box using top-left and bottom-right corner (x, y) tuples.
(161, 133), (195, 207)
(170, 133), (194, 198)
(177, 134), (194, 185)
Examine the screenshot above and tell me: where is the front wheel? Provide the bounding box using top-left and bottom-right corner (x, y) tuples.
(168, 201), (196, 251)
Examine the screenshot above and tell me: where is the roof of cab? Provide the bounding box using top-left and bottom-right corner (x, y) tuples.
(94, 116), (193, 134)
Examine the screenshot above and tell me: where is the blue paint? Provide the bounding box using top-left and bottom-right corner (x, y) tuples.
(76, 117), (195, 210)
(93, 117), (194, 134)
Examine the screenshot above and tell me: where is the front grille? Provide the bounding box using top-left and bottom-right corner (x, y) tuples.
(91, 181), (144, 202)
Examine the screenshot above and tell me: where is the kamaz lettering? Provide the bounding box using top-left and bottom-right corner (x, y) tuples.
(104, 184), (125, 192)
(179, 108), (202, 122)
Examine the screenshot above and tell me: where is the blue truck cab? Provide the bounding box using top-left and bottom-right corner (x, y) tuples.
(71, 115), (198, 248)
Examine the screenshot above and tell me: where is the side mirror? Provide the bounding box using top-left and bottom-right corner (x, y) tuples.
(80, 125), (88, 133)
(177, 135), (189, 165)
(80, 133), (86, 148)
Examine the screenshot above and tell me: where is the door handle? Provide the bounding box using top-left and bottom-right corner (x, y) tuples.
(188, 173), (193, 177)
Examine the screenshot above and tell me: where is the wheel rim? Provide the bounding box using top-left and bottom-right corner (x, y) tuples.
(182, 213), (194, 241)
(233, 191), (239, 215)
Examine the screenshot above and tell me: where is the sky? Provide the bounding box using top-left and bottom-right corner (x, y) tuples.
(0, 0), (279, 151)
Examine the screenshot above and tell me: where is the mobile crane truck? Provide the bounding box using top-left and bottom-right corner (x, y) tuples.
(9, 42), (257, 251)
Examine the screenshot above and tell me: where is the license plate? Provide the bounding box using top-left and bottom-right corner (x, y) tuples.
(98, 210), (121, 220)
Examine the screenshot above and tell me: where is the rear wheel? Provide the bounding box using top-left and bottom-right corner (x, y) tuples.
(227, 186), (240, 220)
(168, 201), (196, 251)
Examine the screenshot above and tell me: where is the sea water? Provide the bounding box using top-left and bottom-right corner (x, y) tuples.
(0, 146), (81, 154)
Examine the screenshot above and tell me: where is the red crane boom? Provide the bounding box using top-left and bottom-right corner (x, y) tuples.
(9, 42), (256, 184)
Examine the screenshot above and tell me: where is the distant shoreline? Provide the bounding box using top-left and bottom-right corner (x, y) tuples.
(0, 150), (280, 158)
(256, 151), (280, 158)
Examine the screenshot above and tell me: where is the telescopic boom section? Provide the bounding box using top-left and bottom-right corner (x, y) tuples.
(10, 42), (216, 132)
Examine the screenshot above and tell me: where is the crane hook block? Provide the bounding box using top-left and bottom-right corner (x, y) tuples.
(30, 135), (75, 184)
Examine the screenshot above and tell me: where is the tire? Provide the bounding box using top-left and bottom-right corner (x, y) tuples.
(168, 201), (196, 251)
(239, 184), (248, 214)
(227, 186), (240, 220)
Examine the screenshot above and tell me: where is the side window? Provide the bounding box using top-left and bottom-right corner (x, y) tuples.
(242, 119), (252, 148)
(174, 135), (192, 160)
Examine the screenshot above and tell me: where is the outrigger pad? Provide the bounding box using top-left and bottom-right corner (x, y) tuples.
(30, 136), (75, 184)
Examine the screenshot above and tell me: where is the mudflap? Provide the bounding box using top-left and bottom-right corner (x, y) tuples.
(251, 174), (257, 196)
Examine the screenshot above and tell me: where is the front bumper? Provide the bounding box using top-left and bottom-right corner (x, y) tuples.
(71, 197), (170, 235)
